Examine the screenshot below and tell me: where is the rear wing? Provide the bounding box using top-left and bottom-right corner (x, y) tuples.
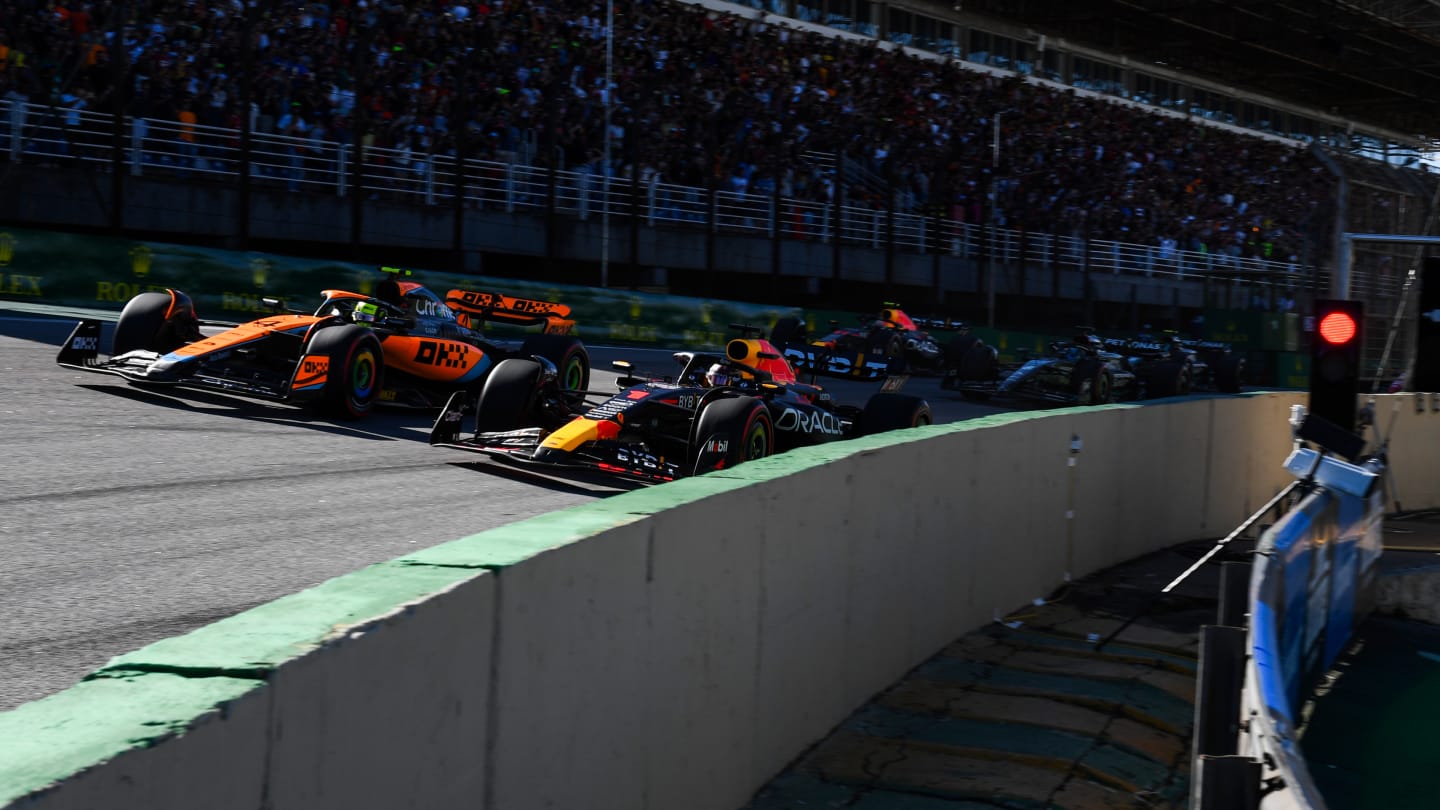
(445, 289), (575, 335)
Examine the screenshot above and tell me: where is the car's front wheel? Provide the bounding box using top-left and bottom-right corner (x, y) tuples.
(306, 324), (384, 420)
(113, 290), (201, 355)
(690, 396), (773, 475)
(476, 358), (544, 432)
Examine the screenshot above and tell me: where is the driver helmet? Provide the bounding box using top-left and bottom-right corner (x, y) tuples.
(352, 301), (381, 325)
(705, 363), (733, 387)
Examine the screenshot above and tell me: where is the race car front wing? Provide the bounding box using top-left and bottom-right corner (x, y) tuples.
(428, 392), (683, 483)
(56, 319), (309, 402)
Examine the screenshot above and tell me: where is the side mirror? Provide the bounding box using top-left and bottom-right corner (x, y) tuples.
(612, 359), (634, 372)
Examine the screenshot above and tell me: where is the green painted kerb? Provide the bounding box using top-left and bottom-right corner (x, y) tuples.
(99, 561), (480, 674)
(0, 674), (261, 806)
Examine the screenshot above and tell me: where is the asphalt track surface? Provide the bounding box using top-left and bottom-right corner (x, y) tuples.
(0, 308), (1009, 712)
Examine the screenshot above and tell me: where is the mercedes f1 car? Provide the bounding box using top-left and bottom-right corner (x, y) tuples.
(769, 304), (946, 380)
(56, 267), (590, 419)
(1098, 333), (1245, 395)
(942, 331), (1139, 405)
(943, 328), (1244, 406)
(430, 330), (932, 483)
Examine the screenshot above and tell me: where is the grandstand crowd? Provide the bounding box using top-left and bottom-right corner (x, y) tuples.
(0, 0), (1334, 264)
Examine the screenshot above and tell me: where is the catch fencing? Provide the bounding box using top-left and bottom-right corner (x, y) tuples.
(0, 99), (1313, 290)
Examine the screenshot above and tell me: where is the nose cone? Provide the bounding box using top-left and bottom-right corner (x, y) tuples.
(532, 446), (570, 463)
(536, 416), (621, 460)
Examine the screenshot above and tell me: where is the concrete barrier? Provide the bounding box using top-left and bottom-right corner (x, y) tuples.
(10, 392), (1440, 810)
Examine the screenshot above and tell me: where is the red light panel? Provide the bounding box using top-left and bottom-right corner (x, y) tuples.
(1318, 311), (1356, 345)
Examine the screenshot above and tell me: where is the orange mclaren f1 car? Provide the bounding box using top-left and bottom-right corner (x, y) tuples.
(429, 326), (932, 483)
(55, 267), (590, 419)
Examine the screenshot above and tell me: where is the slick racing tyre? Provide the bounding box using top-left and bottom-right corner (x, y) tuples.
(112, 290), (201, 355)
(769, 316), (805, 346)
(1147, 360), (1192, 398)
(306, 324), (384, 420)
(869, 331), (904, 359)
(1214, 354), (1245, 394)
(521, 334), (590, 393)
(1075, 361), (1113, 406)
(945, 334), (980, 370)
(476, 358), (543, 432)
(957, 341), (999, 401)
(859, 393), (932, 435)
(690, 396), (774, 475)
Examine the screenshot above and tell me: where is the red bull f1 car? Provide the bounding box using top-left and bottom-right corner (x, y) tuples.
(429, 328), (932, 483)
(769, 304), (946, 380)
(55, 267), (590, 419)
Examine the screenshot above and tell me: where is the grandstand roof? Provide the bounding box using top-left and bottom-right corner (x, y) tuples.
(967, 0), (1440, 144)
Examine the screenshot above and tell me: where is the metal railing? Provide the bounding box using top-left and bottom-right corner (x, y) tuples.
(0, 98), (1315, 286)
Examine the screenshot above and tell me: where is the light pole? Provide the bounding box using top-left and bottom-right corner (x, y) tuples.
(986, 111), (1001, 327)
(600, 0), (614, 288)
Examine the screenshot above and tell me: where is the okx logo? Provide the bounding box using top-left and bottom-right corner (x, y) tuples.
(414, 341), (470, 369)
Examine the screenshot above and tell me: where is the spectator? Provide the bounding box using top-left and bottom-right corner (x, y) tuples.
(0, 0), (1339, 261)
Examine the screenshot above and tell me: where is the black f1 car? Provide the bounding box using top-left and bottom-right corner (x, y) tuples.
(1098, 333), (1245, 395)
(768, 304), (946, 380)
(942, 332), (1139, 405)
(56, 267), (590, 419)
(430, 330), (932, 483)
(943, 328), (1244, 405)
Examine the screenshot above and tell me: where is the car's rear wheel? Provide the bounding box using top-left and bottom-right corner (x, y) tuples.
(521, 334), (590, 393)
(945, 335), (979, 369)
(869, 331), (903, 358)
(769, 316), (805, 346)
(113, 290), (199, 355)
(1214, 354), (1245, 393)
(690, 396), (773, 475)
(1147, 360), (1192, 398)
(961, 343), (995, 375)
(860, 393), (932, 435)
(476, 358), (543, 432)
(306, 324), (384, 420)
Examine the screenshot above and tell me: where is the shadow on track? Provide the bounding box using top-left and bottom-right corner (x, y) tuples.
(444, 458), (644, 496)
(74, 382), (431, 442)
